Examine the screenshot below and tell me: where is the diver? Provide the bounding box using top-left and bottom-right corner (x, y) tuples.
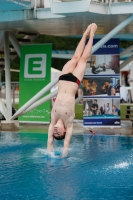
(47, 23), (97, 157)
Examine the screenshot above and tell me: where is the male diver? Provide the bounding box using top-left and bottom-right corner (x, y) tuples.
(47, 23), (97, 157)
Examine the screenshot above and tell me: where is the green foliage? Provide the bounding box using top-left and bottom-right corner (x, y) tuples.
(120, 40), (133, 48)
(33, 35), (80, 50)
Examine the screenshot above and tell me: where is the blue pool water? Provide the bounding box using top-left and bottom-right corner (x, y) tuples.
(0, 132), (133, 200)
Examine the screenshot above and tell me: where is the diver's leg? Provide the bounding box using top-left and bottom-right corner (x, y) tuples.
(61, 25), (92, 75)
(73, 23), (97, 80)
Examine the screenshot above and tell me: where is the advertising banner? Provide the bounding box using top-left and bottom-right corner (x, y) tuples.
(83, 98), (120, 126)
(83, 38), (120, 127)
(19, 44), (52, 123)
(83, 75), (120, 98)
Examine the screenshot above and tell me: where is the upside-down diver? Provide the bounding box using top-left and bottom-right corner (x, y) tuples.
(47, 23), (97, 157)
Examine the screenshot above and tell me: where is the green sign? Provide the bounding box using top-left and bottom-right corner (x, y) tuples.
(19, 44), (52, 123)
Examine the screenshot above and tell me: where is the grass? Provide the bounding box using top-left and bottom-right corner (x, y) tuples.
(120, 105), (127, 120)
(120, 104), (133, 120)
(75, 104), (83, 120)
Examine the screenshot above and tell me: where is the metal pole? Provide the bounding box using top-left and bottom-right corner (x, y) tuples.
(9, 32), (20, 57)
(11, 90), (58, 119)
(4, 31), (12, 118)
(120, 44), (133, 58)
(75, 95), (83, 104)
(92, 15), (133, 54)
(120, 54), (133, 70)
(11, 77), (58, 119)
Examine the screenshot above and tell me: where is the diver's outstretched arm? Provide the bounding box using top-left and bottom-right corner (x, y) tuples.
(62, 124), (73, 157)
(47, 123), (54, 155)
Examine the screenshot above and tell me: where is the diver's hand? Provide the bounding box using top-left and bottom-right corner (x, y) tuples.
(83, 24), (92, 38)
(62, 147), (68, 158)
(90, 23), (97, 37)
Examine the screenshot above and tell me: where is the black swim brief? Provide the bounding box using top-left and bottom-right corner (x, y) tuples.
(59, 73), (80, 86)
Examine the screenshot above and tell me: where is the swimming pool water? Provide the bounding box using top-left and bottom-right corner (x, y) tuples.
(0, 132), (133, 200)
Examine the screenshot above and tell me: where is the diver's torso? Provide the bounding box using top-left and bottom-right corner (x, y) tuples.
(51, 81), (77, 128)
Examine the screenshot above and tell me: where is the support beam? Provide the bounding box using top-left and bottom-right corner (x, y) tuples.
(0, 99), (10, 120)
(120, 44), (133, 58)
(12, 90), (58, 119)
(11, 77), (58, 120)
(4, 31), (12, 118)
(92, 15), (133, 54)
(120, 54), (133, 70)
(9, 32), (20, 57)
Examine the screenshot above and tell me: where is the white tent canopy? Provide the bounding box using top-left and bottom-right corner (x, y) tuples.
(51, 67), (61, 81)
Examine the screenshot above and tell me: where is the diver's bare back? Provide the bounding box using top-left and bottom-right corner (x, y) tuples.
(51, 80), (78, 128)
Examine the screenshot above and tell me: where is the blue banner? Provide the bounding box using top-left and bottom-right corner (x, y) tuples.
(86, 38), (119, 55)
(84, 118), (121, 126)
(83, 38), (120, 128)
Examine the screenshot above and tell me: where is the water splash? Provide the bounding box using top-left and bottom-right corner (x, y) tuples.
(114, 162), (129, 169)
(33, 148), (62, 159)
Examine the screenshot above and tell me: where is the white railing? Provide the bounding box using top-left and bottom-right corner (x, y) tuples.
(9, 0), (31, 7)
(53, 0), (86, 2)
(52, 0), (132, 3)
(29, 0), (133, 9)
(92, 0), (132, 3)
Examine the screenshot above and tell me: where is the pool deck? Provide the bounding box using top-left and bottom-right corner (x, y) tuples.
(18, 120), (133, 136)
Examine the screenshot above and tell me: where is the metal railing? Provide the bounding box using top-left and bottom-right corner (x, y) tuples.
(9, 0), (31, 7)
(0, 82), (19, 106)
(92, 0), (132, 3)
(14, 0), (132, 7)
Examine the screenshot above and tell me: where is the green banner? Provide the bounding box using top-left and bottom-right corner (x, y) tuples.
(19, 44), (52, 123)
